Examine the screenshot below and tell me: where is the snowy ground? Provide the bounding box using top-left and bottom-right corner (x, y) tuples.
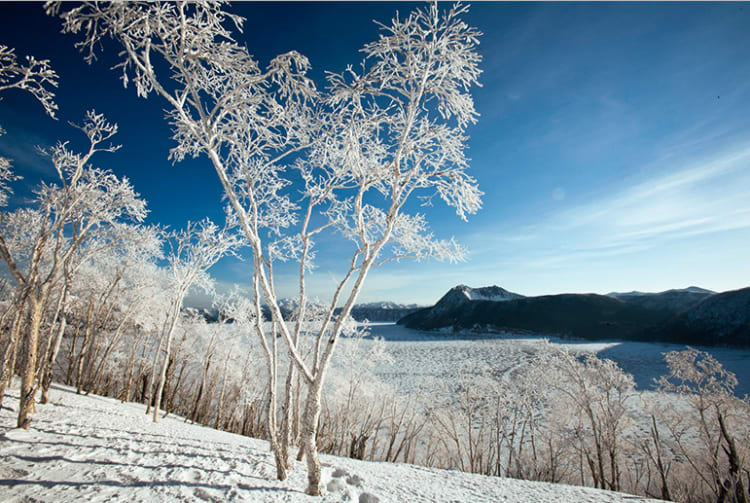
(0, 383), (661, 503)
(362, 324), (750, 397)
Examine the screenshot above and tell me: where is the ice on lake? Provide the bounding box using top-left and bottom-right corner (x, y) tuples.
(356, 323), (750, 397)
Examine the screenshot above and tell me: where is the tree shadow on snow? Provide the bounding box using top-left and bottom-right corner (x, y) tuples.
(17, 426), (277, 472)
(0, 477), (304, 493)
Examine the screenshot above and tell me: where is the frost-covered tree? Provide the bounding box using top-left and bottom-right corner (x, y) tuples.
(655, 348), (750, 503)
(0, 207), (47, 407)
(312, 321), (395, 461)
(541, 345), (637, 492)
(52, 1), (483, 493)
(0, 43), (58, 408)
(183, 309), (220, 425)
(0, 43), (58, 190)
(119, 267), (172, 404)
(149, 219), (239, 423)
(49, 2), (316, 474)
(0, 111), (147, 428)
(59, 224), (163, 400)
(288, 4), (482, 492)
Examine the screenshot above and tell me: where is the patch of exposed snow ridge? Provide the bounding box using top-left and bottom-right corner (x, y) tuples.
(459, 284), (524, 302)
(0, 382), (661, 502)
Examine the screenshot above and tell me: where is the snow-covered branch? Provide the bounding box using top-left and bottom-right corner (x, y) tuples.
(0, 44), (59, 119)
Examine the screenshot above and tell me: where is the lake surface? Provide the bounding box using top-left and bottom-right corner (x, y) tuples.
(359, 323), (750, 397)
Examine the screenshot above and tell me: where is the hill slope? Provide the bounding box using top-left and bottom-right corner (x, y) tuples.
(399, 284), (749, 346)
(659, 287), (750, 346)
(607, 287), (714, 314)
(0, 383), (659, 502)
(400, 290), (660, 339)
(346, 302), (422, 322)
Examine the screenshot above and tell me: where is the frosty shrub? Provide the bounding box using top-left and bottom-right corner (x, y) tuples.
(652, 348), (750, 503)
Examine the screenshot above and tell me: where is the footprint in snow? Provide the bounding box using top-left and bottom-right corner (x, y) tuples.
(193, 487), (221, 502)
(331, 468), (364, 486)
(346, 474), (364, 487)
(327, 478), (347, 492)
(326, 479), (355, 501)
(331, 467), (348, 478)
(117, 473), (140, 485)
(0, 466), (29, 479)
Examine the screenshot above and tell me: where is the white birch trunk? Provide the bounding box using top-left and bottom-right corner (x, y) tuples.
(152, 299), (182, 423)
(40, 314), (66, 404)
(18, 295), (44, 429)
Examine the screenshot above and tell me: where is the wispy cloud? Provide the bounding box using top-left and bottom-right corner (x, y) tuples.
(477, 142), (750, 270)
(566, 144), (750, 243)
(0, 130), (56, 178)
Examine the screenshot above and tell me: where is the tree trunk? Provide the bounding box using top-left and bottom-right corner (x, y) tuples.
(75, 326), (91, 394)
(75, 301), (96, 393)
(190, 358), (210, 423)
(145, 322), (168, 414)
(152, 323), (175, 422)
(65, 322), (81, 385)
(280, 355), (296, 468)
(153, 299), (183, 422)
(90, 321), (129, 395)
(215, 350), (231, 430)
(166, 358), (186, 416)
(268, 378), (288, 481)
(718, 408), (748, 503)
(40, 314), (66, 404)
(162, 355), (176, 410)
(266, 322), (287, 481)
(302, 377), (324, 496)
(294, 370), (302, 442)
(17, 297), (43, 429)
(39, 278), (69, 404)
(649, 415), (672, 502)
(0, 306), (25, 408)
(121, 325), (139, 403)
(125, 328), (150, 403)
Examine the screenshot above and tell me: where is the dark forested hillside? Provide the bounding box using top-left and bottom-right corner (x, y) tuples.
(398, 285), (750, 347)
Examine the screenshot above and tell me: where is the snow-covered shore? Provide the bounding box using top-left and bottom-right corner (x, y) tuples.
(0, 383), (660, 503)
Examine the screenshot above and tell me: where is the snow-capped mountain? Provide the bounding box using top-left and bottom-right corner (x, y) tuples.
(456, 284), (525, 302)
(398, 284), (525, 330)
(435, 284), (523, 308)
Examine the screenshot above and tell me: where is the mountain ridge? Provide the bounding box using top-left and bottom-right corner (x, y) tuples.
(398, 284), (749, 347)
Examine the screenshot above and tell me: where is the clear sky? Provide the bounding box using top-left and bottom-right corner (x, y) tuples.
(1, 2), (749, 306)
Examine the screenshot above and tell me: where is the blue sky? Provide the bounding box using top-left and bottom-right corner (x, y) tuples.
(1, 2), (750, 306)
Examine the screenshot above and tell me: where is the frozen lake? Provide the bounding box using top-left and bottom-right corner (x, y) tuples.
(360, 323), (750, 397)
